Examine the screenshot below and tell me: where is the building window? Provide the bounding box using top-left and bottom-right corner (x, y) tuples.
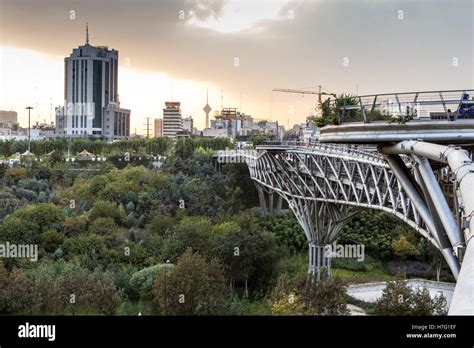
(92, 60), (102, 128)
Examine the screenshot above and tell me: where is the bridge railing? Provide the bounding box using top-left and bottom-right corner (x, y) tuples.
(337, 89), (474, 124)
(259, 140), (385, 163)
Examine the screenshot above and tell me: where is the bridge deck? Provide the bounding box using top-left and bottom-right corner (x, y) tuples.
(319, 119), (474, 144)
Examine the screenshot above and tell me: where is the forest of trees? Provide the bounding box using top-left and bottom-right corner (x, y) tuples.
(0, 137), (449, 315)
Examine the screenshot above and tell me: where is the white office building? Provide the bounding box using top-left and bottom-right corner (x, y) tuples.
(56, 26), (130, 139)
(182, 116), (193, 134)
(163, 102), (182, 138)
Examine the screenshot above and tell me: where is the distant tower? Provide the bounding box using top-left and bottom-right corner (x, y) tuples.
(203, 89), (211, 129)
(86, 22), (89, 44)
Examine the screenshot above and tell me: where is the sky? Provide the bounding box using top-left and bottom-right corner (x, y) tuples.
(0, 0), (473, 133)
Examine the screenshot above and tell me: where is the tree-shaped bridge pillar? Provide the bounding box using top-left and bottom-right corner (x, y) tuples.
(255, 183), (283, 216)
(287, 198), (355, 280)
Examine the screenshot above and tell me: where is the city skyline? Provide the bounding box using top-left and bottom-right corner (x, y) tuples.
(1, 0), (473, 134)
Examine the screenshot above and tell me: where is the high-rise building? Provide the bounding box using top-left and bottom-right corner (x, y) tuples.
(162, 102), (182, 138)
(154, 118), (163, 137)
(0, 111), (18, 123)
(182, 116), (193, 134)
(56, 24), (130, 139)
(0, 111), (20, 136)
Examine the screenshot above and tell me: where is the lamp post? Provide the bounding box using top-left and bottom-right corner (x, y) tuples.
(25, 106), (33, 152)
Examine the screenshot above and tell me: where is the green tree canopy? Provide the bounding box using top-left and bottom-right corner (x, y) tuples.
(152, 249), (229, 315)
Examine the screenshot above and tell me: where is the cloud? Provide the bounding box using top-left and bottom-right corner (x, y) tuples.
(1, 0), (472, 123)
(187, 0), (228, 21)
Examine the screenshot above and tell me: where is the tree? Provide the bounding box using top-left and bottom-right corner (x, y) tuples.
(312, 94), (361, 127)
(161, 216), (215, 262)
(248, 135), (269, 146)
(126, 212), (135, 228)
(63, 233), (108, 259)
(112, 265), (140, 301)
(212, 221), (279, 297)
(126, 201), (135, 213)
(301, 273), (349, 315)
(137, 214), (146, 228)
(31, 271), (56, 314)
(5, 167), (28, 181)
(51, 265), (123, 315)
(0, 262), (8, 312)
(40, 230), (65, 253)
(0, 216), (40, 244)
(9, 203), (65, 234)
(268, 271), (349, 316)
(89, 268), (124, 315)
(392, 236), (419, 260)
(410, 287), (444, 315)
(258, 212), (306, 254)
(234, 212), (280, 294)
(145, 215), (175, 237)
(150, 172), (173, 204)
(89, 200), (125, 225)
(47, 149), (64, 165)
(129, 264), (173, 300)
(337, 211), (408, 259)
(89, 217), (119, 236)
(5, 268), (35, 313)
(270, 294), (312, 316)
(269, 272), (349, 315)
(128, 227), (136, 242)
(52, 266), (94, 315)
(212, 222), (247, 292)
(62, 215), (89, 237)
(374, 279), (447, 316)
(152, 249), (229, 315)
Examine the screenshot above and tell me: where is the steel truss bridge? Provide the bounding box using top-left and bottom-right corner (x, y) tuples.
(216, 101), (474, 314)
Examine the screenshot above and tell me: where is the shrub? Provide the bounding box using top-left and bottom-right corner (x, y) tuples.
(63, 233), (107, 258)
(40, 230), (65, 253)
(89, 200), (125, 225)
(129, 264), (172, 300)
(268, 271), (349, 316)
(152, 249), (229, 315)
(9, 203), (65, 233)
(0, 216), (40, 244)
(89, 217), (119, 236)
(374, 279), (447, 315)
(63, 215), (89, 237)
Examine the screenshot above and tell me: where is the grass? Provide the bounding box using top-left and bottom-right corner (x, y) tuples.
(333, 267), (394, 284)
(346, 294), (376, 315)
(276, 252), (307, 276)
(116, 300), (154, 315)
(333, 255), (394, 284)
(279, 252), (396, 285)
(247, 300), (272, 316)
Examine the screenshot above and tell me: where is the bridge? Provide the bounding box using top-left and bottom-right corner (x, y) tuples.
(216, 90), (474, 315)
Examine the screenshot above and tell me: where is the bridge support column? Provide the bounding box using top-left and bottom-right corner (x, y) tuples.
(381, 140), (474, 314)
(255, 183), (282, 216)
(414, 155), (464, 250)
(383, 154), (460, 279)
(309, 243), (332, 281)
(287, 198), (354, 279)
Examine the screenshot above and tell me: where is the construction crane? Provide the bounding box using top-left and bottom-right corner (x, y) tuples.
(272, 85), (336, 103)
(272, 85), (337, 123)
